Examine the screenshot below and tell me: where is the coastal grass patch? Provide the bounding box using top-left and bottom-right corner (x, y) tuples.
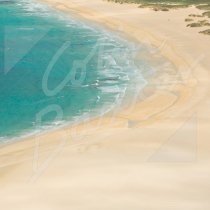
(107, 0), (190, 11)
(138, 3), (187, 11)
(199, 28), (210, 35)
(189, 14), (203, 17)
(108, 0), (210, 36)
(108, 0), (210, 11)
(185, 18), (194, 22)
(203, 11), (210, 18)
(196, 4), (210, 11)
(187, 20), (210, 27)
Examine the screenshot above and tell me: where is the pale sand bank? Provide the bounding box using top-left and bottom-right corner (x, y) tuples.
(0, 0), (210, 209)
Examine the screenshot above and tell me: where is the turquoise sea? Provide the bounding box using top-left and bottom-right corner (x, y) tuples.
(0, 0), (147, 142)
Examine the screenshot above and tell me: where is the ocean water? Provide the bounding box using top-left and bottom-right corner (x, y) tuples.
(0, 0), (147, 142)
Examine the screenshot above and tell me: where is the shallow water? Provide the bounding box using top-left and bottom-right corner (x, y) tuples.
(0, 0), (147, 142)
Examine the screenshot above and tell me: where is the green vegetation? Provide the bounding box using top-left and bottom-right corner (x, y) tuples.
(187, 20), (210, 27)
(199, 29), (210, 35)
(203, 11), (210, 18)
(108, 0), (210, 35)
(107, 0), (210, 3)
(185, 18), (193, 22)
(196, 4), (210, 10)
(107, 0), (210, 11)
(189, 14), (203, 17)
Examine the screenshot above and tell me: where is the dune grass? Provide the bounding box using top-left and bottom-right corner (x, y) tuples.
(107, 0), (210, 11)
(108, 0), (210, 35)
(199, 29), (210, 35)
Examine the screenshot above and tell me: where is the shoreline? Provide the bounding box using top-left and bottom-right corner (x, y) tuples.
(0, 0), (154, 146)
(0, 0), (203, 178)
(0, 0), (149, 145)
(0, 0), (188, 146)
(0, 29), (148, 147)
(2, 0), (196, 143)
(1, 1), (210, 209)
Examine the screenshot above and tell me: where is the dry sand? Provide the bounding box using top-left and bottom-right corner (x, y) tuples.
(0, 0), (210, 209)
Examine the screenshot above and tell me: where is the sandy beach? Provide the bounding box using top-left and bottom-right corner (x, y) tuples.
(1, 0), (210, 209)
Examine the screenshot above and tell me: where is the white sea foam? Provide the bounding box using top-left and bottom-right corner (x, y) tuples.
(0, 0), (149, 144)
